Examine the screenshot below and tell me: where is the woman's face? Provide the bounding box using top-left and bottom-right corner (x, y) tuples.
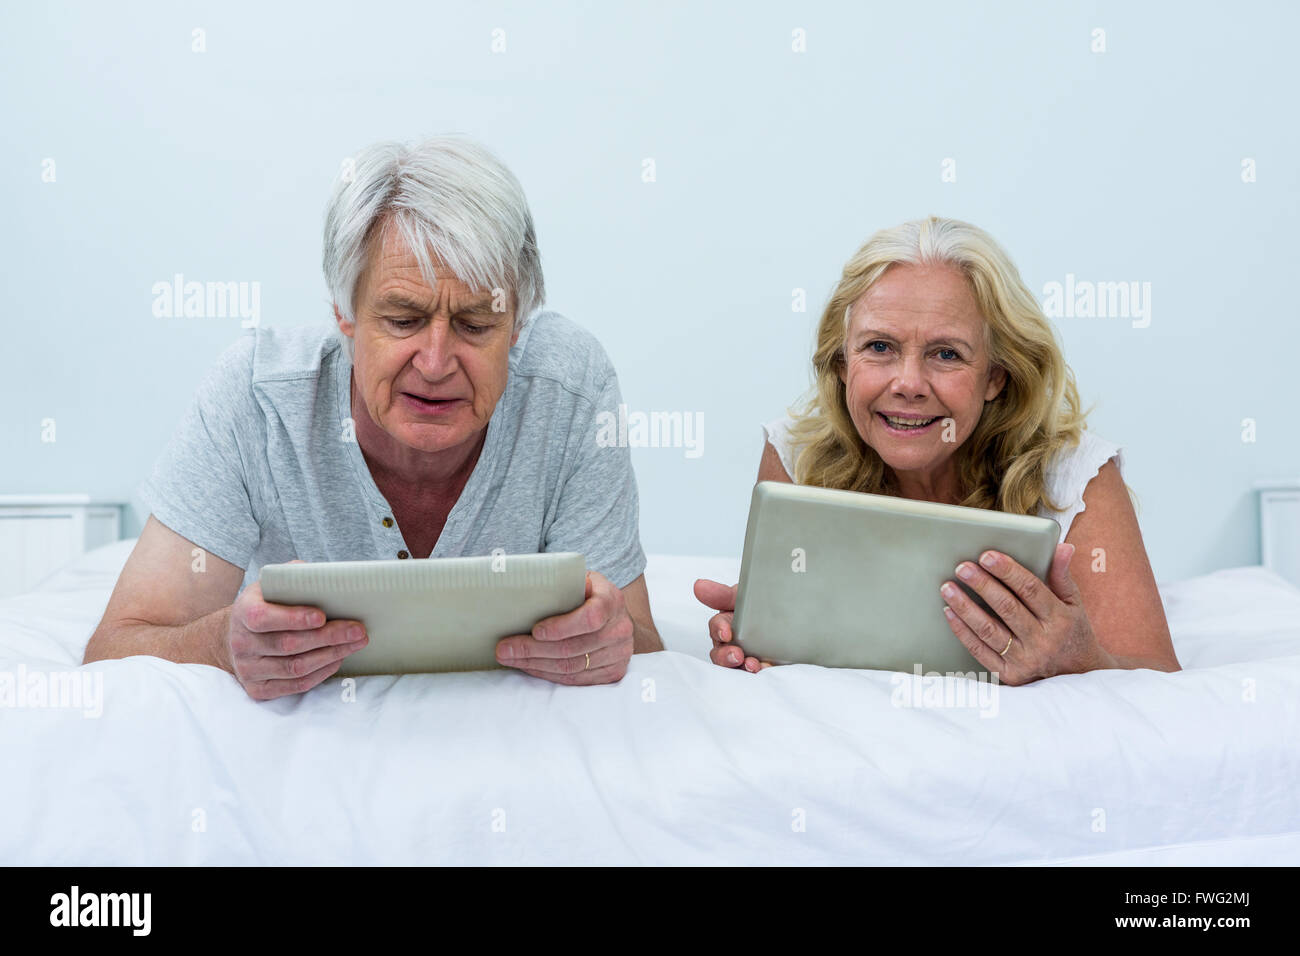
(838, 263), (1006, 486)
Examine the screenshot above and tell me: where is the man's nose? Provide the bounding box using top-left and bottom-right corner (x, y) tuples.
(411, 318), (457, 378)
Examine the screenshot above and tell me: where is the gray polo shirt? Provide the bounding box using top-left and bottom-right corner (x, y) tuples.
(138, 311), (647, 593)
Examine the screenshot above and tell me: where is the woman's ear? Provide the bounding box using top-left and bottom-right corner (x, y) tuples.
(984, 364), (1007, 401)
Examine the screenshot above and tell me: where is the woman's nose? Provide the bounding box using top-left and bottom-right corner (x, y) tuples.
(891, 355), (929, 397)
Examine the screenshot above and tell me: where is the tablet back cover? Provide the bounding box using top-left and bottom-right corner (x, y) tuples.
(733, 483), (1059, 673)
(260, 552), (587, 675)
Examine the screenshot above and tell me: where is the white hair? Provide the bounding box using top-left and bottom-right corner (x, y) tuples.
(322, 136), (545, 361)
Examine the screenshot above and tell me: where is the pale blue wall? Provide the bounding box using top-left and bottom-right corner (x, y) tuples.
(2, 1), (1296, 583)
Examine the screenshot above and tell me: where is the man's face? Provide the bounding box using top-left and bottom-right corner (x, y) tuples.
(336, 223), (517, 455)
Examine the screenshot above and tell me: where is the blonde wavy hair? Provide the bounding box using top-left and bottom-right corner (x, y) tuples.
(786, 216), (1088, 516)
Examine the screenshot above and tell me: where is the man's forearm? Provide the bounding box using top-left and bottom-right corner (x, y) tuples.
(83, 605), (233, 673)
(632, 619), (663, 654)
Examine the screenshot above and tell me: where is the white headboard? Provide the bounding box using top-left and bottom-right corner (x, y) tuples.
(1257, 481), (1300, 588)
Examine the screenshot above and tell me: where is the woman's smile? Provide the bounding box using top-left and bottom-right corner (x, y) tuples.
(876, 411), (945, 436)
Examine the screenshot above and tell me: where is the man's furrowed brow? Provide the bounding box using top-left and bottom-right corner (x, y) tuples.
(460, 298), (501, 315)
(377, 292), (431, 312)
(376, 291), (501, 315)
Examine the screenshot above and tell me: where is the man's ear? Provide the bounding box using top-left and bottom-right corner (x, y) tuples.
(333, 304), (354, 339)
(985, 364), (1007, 402)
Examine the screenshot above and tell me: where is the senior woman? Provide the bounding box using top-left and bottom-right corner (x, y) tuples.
(695, 217), (1179, 685)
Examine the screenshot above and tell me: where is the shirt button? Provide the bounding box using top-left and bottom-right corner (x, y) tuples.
(397, 550), (409, 559)
(381, 516), (394, 528)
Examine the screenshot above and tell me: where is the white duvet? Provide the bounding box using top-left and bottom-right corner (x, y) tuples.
(2, 541), (1298, 865)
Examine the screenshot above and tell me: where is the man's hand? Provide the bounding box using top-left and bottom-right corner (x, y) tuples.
(225, 570), (368, 700)
(495, 571), (634, 684)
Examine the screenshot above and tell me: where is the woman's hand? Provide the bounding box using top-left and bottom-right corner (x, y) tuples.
(940, 543), (1113, 685)
(693, 579), (773, 672)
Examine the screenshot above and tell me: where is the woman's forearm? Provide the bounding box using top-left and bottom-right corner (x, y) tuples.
(1097, 647), (1181, 673)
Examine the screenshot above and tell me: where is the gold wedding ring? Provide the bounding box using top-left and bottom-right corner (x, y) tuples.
(1000, 636), (1013, 657)
(585, 652), (591, 670)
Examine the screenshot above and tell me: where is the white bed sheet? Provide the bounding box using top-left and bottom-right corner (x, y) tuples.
(2, 540), (1298, 865)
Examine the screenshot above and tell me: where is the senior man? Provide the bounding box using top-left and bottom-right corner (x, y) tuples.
(85, 136), (662, 698)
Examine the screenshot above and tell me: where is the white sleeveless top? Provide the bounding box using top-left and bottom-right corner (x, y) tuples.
(761, 416), (1122, 544)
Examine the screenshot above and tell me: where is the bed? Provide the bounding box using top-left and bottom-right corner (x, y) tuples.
(2, 540), (1298, 865)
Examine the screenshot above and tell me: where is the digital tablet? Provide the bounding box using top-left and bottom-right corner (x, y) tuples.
(732, 482), (1060, 674)
(259, 552), (587, 676)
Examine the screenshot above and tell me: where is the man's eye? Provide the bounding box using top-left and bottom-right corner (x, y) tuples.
(460, 320), (490, 334)
(387, 318), (420, 331)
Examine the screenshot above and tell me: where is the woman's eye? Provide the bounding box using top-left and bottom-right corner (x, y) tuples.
(937, 348), (959, 361)
(865, 340), (890, 354)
